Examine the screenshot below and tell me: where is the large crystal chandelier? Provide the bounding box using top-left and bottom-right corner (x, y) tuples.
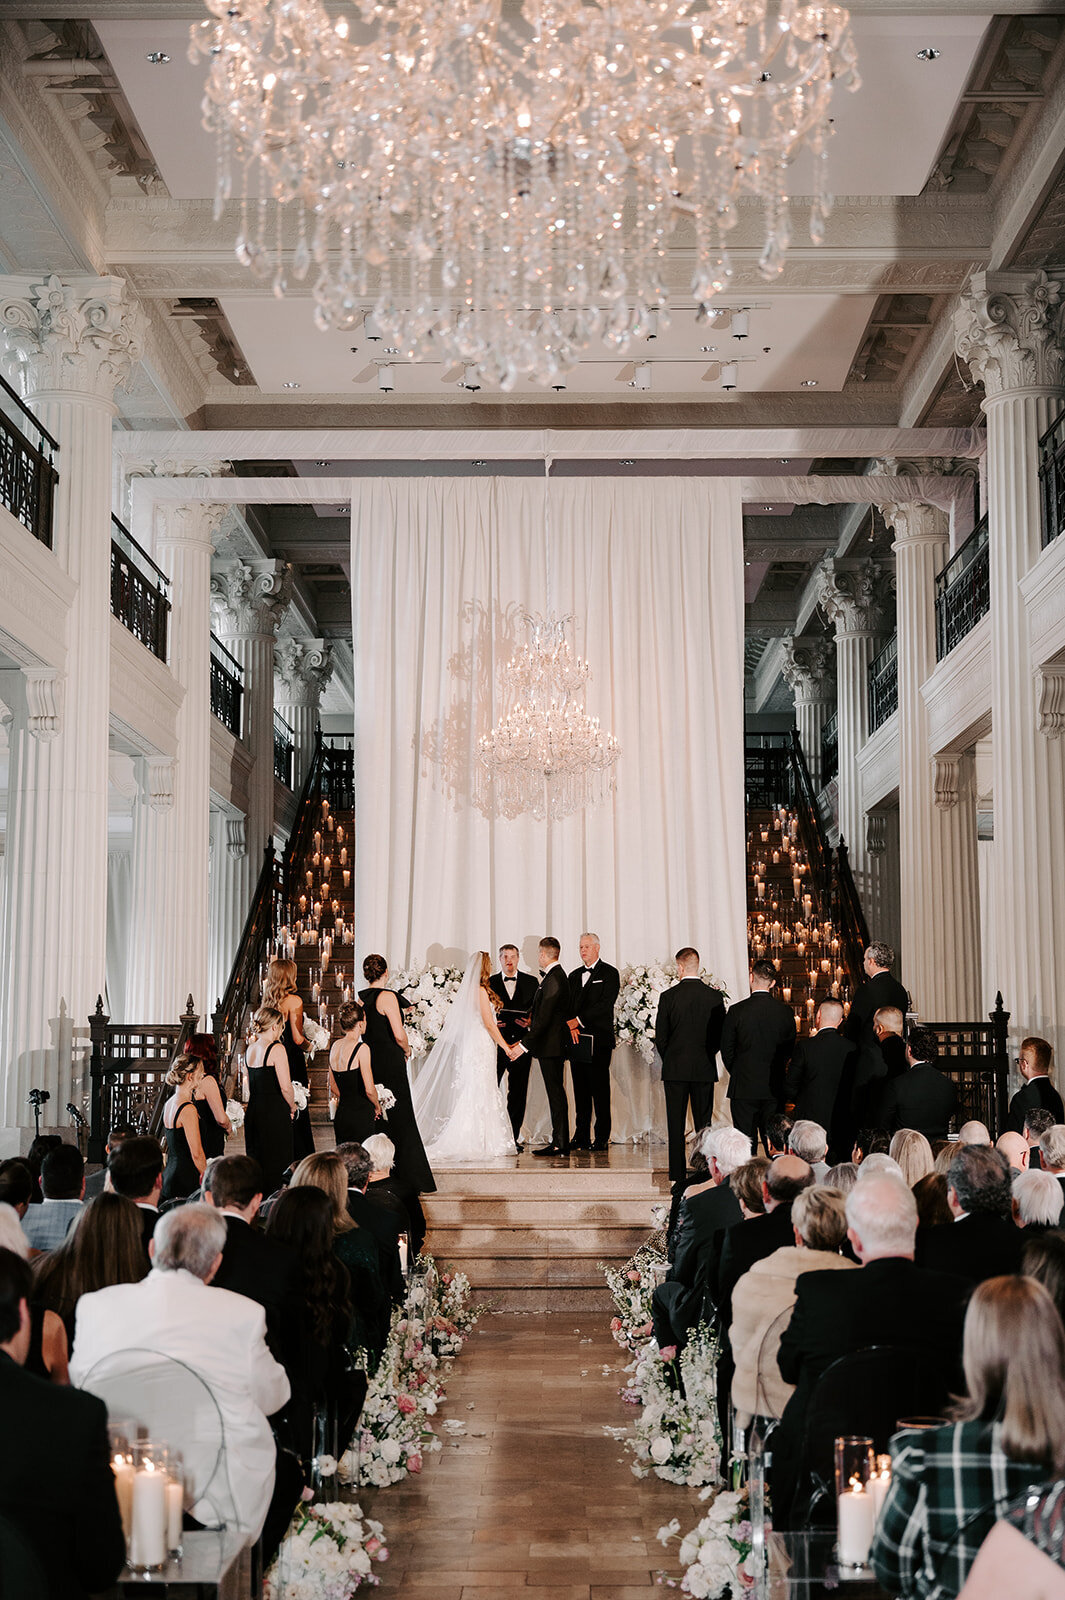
(480, 613), (621, 821)
(192, 0), (859, 387)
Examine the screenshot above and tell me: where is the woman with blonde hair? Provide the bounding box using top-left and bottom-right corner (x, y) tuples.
(410, 951), (518, 1163)
(262, 956), (314, 1159)
(289, 1152), (390, 1363)
(160, 1054), (207, 1202)
(872, 1275), (1065, 1598)
(889, 1128), (935, 1188)
(245, 1004), (295, 1196)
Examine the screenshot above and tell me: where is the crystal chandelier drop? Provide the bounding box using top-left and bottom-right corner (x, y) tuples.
(192, 0), (859, 388)
(480, 613), (621, 822)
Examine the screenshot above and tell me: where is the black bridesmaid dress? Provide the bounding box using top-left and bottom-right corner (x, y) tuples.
(245, 1042), (295, 1196)
(332, 1044), (379, 1146)
(161, 1103), (201, 1202)
(359, 988), (436, 1194)
(283, 1014), (316, 1160)
(193, 1088), (226, 1161)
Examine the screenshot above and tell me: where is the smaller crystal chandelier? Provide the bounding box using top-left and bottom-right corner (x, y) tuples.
(480, 613), (620, 822)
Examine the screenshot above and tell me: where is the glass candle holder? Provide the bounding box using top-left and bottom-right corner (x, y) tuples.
(835, 1436), (875, 1568)
(129, 1442), (169, 1571)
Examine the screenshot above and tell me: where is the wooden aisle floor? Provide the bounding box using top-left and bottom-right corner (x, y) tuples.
(359, 1311), (705, 1599)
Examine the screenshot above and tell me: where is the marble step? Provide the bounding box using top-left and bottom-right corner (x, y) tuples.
(425, 1194), (659, 1225)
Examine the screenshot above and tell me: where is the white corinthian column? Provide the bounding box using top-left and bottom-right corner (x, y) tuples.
(779, 636), (835, 789)
(0, 275), (141, 1139)
(275, 638), (334, 790)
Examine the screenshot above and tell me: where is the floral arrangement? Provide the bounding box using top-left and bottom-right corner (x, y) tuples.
(626, 1325), (722, 1486)
(374, 1084), (397, 1115)
(601, 1243), (668, 1355)
(614, 962), (727, 1064)
(225, 1098), (245, 1132)
(292, 1081), (310, 1113)
(266, 1500), (389, 1599)
(657, 1485), (758, 1598)
(391, 966), (465, 1058)
(303, 1016), (332, 1055)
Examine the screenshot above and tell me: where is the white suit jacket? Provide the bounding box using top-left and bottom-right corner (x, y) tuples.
(70, 1268), (290, 1538)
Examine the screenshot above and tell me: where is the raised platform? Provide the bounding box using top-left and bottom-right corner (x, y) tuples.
(422, 1146), (670, 1311)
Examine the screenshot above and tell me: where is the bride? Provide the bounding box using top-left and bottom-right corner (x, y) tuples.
(411, 952), (519, 1161)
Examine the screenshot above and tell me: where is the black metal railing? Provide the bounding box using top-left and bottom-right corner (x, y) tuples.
(935, 514), (990, 660)
(274, 710), (295, 788)
(88, 993), (199, 1161)
(0, 373), (59, 548)
(820, 711), (839, 786)
(868, 635), (898, 732)
(927, 994), (1011, 1140)
(111, 515), (171, 662)
(211, 633), (244, 737)
(1039, 411), (1065, 549)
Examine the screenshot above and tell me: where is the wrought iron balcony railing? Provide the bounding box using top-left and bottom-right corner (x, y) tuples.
(211, 633), (244, 737)
(274, 709), (295, 787)
(935, 514), (990, 661)
(0, 374), (59, 548)
(868, 634), (898, 732)
(1039, 411), (1065, 549)
(110, 515), (171, 662)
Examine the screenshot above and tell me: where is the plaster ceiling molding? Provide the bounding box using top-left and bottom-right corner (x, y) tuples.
(932, 753), (963, 808)
(23, 665), (63, 741)
(144, 753), (175, 811)
(1036, 663), (1065, 738)
(867, 812), (889, 855)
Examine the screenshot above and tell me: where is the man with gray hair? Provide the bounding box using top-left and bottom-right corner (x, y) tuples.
(843, 942), (909, 1055)
(771, 1174), (968, 1525)
(916, 1144), (1023, 1284)
(652, 1126), (751, 1350)
(70, 1204), (290, 1540)
(788, 1120), (829, 1181)
(1012, 1168), (1065, 1230)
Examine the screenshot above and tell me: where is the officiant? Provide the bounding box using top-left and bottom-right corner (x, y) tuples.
(567, 934), (621, 1151)
(490, 945), (539, 1147)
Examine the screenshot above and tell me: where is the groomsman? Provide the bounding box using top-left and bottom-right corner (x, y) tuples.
(514, 938), (572, 1157)
(720, 959), (797, 1148)
(654, 947), (726, 1182)
(567, 933), (621, 1151)
(490, 944), (539, 1147)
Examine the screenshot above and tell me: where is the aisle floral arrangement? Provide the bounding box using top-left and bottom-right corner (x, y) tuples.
(601, 1243), (668, 1355)
(266, 1500), (389, 1598)
(626, 1325), (722, 1487)
(657, 1485), (757, 1598)
(391, 965), (464, 1057)
(614, 962), (727, 1063)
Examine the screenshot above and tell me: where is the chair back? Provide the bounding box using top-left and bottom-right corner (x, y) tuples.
(76, 1347), (236, 1531)
(0, 1512), (48, 1599)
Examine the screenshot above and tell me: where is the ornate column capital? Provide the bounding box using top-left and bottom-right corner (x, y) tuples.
(866, 813), (888, 856)
(225, 816), (247, 860)
(872, 457), (955, 544)
(955, 269), (1065, 400)
(24, 667), (64, 742)
(0, 273), (142, 403)
(779, 636), (835, 703)
(143, 755), (175, 812)
(933, 754), (961, 810)
(1036, 664), (1065, 738)
(274, 638), (335, 707)
(815, 558), (891, 637)
(210, 559), (293, 637)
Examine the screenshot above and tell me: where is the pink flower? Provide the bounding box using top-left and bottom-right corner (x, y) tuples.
(610, 1317), (623, 1332)
(396, 1395), (416, 1415)
(365, 1537), (381, 1556)
(626, 1270), (641, 1282)
(407, 1452), (423, 1473)
(659, 1345), (678, 1363)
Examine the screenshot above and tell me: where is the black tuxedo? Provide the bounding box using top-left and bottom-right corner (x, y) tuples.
(0, 1351), (126, 1600)
(785, 1027), (855, 1137)
(720, 992), (796, 1146)
(655, 979), (726, 1179)
(347, 1188), (405, 1302)
(521, 964), (572, 1151)
(771, 1256), (969, 1523)
(880, 1061), (958, 1141)
(843, 970), (910, 1052)
(490, 969), (539, 1140)
(916, 1212), (1023, 1283)
(652, 1180), (742, 1347)
(210, 1212), (302, 1366)
(567, 959), (621, 1146)
(1006, 1076), (1065, 1135)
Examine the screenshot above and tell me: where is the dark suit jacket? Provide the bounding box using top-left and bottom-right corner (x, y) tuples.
(916, 1212), (1024, 1283)
(716, 1202), (797, 1335)
(671, 1181), (743, 1291)
(720, 992), (797, 1102)
(489, 971), (539, 1051)
(655, 980), (726, 1083)
(880, 1062), (958, 1141)
(567, 961), (621, 1055)
(347, 1188), (404, 1302)
(210, 1213), (302, 1364)
(785, 1028), (855, 1131)
(523, 964), (571, 1060)
(136, 1203), (159, 1262)
(0, 1351), (126, 1600)
(843, 970), (910, 1052)
(1006, 1076), (1065, 1135)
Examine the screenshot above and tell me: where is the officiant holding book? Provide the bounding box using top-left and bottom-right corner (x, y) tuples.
(490, 944), (539, 1146)
(567, 934), (621, 1151)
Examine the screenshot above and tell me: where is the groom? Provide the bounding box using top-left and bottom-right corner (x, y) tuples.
(513, 937), (572, 1157)
(490, 944), (539, 1147)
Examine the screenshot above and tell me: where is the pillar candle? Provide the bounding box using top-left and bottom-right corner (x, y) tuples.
(838, 1480), (874, 1566)
(165, 1478), (184, 1554)
(112, 1454), (134, 1543)
(130, 1460), (167, 1568)
(869, 1457), (892, 1521)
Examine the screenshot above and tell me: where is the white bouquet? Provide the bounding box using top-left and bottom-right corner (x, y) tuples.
(658, 1485), (757, 1598)
(390, 965), (464, 1058)
(266, 1500), (388, 1598)
(302, 1016), (331, 1056)
(225, 1099), (245, 1132)
(374, 1084), (397, 1116)
(292, 1081), (310, 1113)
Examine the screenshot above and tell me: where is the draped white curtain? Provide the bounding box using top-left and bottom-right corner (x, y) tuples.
(351, 475), (747, 1003)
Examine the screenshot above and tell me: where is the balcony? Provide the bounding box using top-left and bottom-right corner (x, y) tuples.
(868, 635), (898, 732)
(1040, 411), (1065, 549)
(274, 710), (295, 788)
(935, 514), (990, 661)
(111, 515), (171, 662)
(211, 634), (244, 737)
(821, 710), (839, 786)
(0, 375), (58, 548)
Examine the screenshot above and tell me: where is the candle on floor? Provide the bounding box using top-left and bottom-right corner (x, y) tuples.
(343, 870), (351, 887)
(782, 986), (791, 1002)
(165, 1475), (184, 1556)
(130, 1458), (167, 1569)
(869, 1455), (892, 1521)
(112, 1453), (134, 1543)
(838, 1476), (875, 1567)
(340, 846), (348, 865)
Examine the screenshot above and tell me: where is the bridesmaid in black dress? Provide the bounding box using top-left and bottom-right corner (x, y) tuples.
(185, 1033), (231, 1161)
(263, 958), (315, 1160)
(244, 1005), (296, 1197)
(359, 955), (436, 1195)
(160, 1056), (207, 1204)
(328, 1000), (382, 1147)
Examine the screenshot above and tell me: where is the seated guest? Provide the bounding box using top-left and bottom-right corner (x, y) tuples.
(731, 1155), (771, 1218)
(823, 1161), (858, 1194)
(917, 1145), (1023, 1284)
(1040, 1124), (1065, 1202)
(1012, 1170), (1064, 1232)
(362, 1134), (422, 1255)
(958, 1120), (993, 1146)
(1022, 1230), (1065, 1324)
(31, 1192), (147, 1377)
(24, 1136), (62, 1204)
(21, 1146), (84, 1252)
(70, 1205), (290, 1539)
(889, 1129), (935, 1187)
(788, 1120), (829, 1182)
(852, 1128), (890, 1165)
(666, 1137), (711, 1254)
(880, 1028), (958, 1142)
(106, 1134), (164, 1260)
(1006, 1036), (1063, 1135)
(0, 1203), (29, 1258)
(289, 1153), (391, 1365)
(716, 1155), (814, 1338)
(0, 1248), (126, 1600)
(652, 1127), (750, 1351)
(913, 1172), (954, 1229)
(0, 1159), (34, 1218)
(0, 1204), (67, 1387)
(731, 1186), (856, 1425)
(856, 1152), (906, 1182)
(871, 1275), (1065, 1600)
(764, 1114), (793, 1160)
(336, 1142), (404, 1303)
(784, 1001), (853, 1143)
(772, 1175), (969, 1527)
(933, 1140), (957, 1175)
(83, 1124), (134, 1201)
(204, 1155), (301, 1360)
(1024, 1107), (1055, 1170)
(996, 1130), (1030, 1173)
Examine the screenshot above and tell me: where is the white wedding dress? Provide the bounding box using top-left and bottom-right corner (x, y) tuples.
(411, 958), (517, 1162)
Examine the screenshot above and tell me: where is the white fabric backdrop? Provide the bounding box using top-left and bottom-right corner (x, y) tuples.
(351, 475), (748, 1008)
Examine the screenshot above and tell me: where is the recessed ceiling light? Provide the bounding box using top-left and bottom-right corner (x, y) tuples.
(800, 378), (818, 387)
(384, 347), (401, 355)
(916, 46), (941, 61)
(779, 458), (790, 464)
(282, 381), (300, 389)
(145, 51), (171, 63)
(620, 459), (636, 466)
(764, 505), (774, 511)
(701, 345), (717, 353)
(472, 460), (487, 467)
(315, 460), (330, 467)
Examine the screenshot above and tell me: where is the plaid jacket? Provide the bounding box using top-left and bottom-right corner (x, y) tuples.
(870, 1419), (1047, 1599)
(21, 1198), (83, 1252)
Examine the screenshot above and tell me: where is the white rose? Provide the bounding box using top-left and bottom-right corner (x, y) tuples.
(379, 1438), (402, 1464)
(650, 1436), (673, 1464)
